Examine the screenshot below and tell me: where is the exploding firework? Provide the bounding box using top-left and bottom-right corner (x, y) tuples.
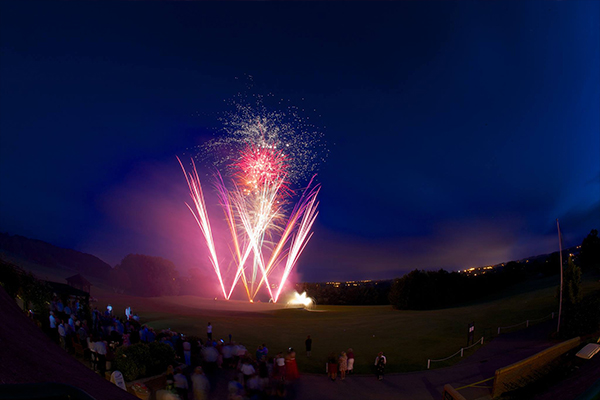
(287, 291), (315, 309)
(180, 97), (325, 302)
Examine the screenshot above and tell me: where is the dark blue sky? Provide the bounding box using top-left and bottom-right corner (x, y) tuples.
(1, 1), (598, 282)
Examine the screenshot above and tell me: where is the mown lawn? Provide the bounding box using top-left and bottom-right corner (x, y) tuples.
(93, 274), (599, 374)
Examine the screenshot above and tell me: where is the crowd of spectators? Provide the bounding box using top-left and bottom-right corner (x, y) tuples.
(165, 337), (301, 399)
(46, 297), (385, 398)
(48, 299), (148, 376)
(47, 298), (307, 399)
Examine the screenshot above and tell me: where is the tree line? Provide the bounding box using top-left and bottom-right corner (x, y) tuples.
(388, 229), (599, 310)
(299, 229), (599, 309)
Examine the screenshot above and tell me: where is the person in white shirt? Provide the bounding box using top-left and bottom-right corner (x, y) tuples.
(240, 359), (255, 385)
(375, 352), (386, 380)
(93, 337), (107, 376)
(275, 353), (286, 380)
(57, 321), (67, 350)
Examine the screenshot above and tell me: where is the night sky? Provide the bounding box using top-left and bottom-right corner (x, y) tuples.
(1, 1), (598, 283)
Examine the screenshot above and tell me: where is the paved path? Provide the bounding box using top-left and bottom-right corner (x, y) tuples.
(205, 320), (559, 400)
(293, 320), (557, 400)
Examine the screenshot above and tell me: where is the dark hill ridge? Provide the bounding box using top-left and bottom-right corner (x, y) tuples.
(0, 232), (111, 280)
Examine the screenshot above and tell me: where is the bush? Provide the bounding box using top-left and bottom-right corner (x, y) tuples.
(148, 341), (176, 375)
(560, 289), (600, 338)
(113, 352), (141, 382)
(0, 261), (51, 313)
(0, 261), (22, 298)
(113, 341), (176, 381)
(113, 343), (151, 381)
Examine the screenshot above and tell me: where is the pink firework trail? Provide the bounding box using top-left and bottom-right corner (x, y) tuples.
(178, 139), (320, 302)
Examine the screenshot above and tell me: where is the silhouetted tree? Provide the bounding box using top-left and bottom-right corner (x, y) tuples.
(580, 229), (600, 272)
(563, 255), (581, 308)
(112, 254), (180, 297)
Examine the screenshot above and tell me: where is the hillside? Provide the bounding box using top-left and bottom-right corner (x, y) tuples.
(0, 232), (112, 281)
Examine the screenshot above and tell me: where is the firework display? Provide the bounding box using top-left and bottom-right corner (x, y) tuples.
(180, 99), (325, 302)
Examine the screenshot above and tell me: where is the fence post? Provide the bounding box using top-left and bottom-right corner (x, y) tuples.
(461, 348), (464, 357)
(497, 327), (501, 335)
(481, 337), (484, 345)
(526, 320), (529, 328)
(427, 359), (431, 369)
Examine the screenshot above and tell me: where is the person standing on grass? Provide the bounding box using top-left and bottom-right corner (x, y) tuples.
(339, 351), (348, 380)
(305, 335), (312, 357)
(327, 353), (338, 381)
(375, 352), (386, 381)
(207, 322), (212, 340)
(285, 348), (299, 381)
(275, 352), (286, 381)
(347, 348), (355, 374)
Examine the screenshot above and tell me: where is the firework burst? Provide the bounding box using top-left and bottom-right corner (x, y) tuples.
(180, 96), (325, 302)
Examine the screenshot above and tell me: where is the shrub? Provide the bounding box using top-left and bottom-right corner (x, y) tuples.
(113, 352), (141, 382)
(127, 343), (151, 377)
(113, 343), (151, 381)
(560, 289), (600, 338)
(113, 341), (176, 381)
(148, 341), (176, 375)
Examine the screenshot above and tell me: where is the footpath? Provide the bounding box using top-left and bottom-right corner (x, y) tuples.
(294, 320), (557, 400)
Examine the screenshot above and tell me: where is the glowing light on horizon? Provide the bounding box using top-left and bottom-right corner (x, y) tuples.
(287, 291), (315, 308)
(179, 98), (324, 303)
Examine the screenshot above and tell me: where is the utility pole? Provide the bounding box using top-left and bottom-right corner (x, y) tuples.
(557, 219), (563, 333)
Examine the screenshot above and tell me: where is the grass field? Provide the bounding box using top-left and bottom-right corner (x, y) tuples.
(92, 274), (599, 374)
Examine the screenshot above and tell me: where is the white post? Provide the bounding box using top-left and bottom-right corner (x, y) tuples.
(557, 219), (563, 334)
(497, 327), (501, 335)
(427, 359), (431, 369)
(461, 348), (464, 357)
(526, 320), (529, 328)
(481, 337), (484, 345)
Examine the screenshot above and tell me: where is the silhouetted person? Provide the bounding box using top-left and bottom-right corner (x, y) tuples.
(305, 335), (312, 357)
